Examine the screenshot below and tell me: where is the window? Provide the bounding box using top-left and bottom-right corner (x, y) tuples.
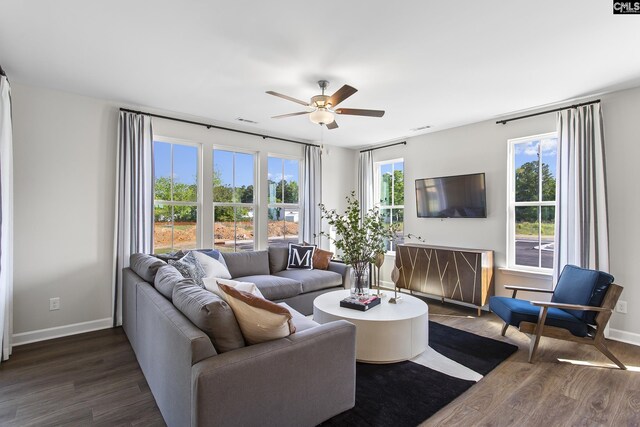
(213, 149), (256, 252)
(508, 132), (558, 271)
(375, 159), (404, 252)
(267, 156), (300, 247)
(153, 141), (200, 254)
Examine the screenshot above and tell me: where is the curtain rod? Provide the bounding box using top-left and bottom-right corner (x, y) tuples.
(496, 99), (601, 125)
(119, 108), (320, 147)
(360, 141), (406, 153)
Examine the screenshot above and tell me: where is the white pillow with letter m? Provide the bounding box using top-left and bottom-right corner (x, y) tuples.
(286, 243), (316, 270)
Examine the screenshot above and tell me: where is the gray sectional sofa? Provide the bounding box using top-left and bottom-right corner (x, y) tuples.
(222, 246), (351, 315)
(122, 248), (356, 427)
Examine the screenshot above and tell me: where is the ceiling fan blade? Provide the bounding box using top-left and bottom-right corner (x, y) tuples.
(335, 108), (385, 117)
(328, 85), (357, 108)
(326, 120), (339, 130)
(266, 91), (309, 107)
(271, 111), (310, 119)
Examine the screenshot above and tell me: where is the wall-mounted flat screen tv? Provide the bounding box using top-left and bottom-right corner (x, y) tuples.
(416, 173), (487, 218)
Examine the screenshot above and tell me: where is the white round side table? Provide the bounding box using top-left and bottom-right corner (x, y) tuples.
(313, 289), (429, 363)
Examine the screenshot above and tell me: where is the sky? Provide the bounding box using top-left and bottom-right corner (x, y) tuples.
(154, 141), (298, 190)
(514, 137), (557, 176)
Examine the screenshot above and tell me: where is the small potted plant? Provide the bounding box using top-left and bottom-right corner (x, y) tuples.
(318, 192), (399, 297)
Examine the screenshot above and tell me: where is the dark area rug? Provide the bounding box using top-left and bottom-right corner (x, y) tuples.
(320, 321), (518, 427)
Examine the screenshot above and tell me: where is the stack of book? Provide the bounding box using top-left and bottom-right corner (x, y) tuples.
(340, 295), (381, 311)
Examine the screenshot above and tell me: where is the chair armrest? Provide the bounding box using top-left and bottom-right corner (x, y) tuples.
(530, 300), (610, 312)
(505, 285), (555, 298)
(191, 320), (356, 426)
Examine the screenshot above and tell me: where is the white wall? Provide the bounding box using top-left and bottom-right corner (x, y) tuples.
(373, 86), (640, 342)
(12, 84), (118, 338)
(10, 83), (356, 342)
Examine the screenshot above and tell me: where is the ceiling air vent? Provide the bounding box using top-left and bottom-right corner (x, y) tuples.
(236, 117), (259, 124)
(410, 125), (431, 132)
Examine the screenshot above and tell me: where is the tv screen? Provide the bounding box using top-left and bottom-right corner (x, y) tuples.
(415, 173), (487, 218)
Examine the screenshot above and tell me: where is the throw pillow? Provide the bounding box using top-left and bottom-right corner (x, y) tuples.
(172, 281), (245, 353)
(197, 249), (229, 270)
(302, 243), (333, 270)
(168, 251), (206, 287)
(202, 278), (265, 300)
(192, 250), (232, 279)
(218, 283), (296, 345)
(154, 264), (193, 300)
(286, 243), (315, 270)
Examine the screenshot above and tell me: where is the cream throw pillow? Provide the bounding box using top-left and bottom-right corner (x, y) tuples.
(193, 250), (232, 279)
(218, 283), (296, 344)
(202, 278), (265, 300)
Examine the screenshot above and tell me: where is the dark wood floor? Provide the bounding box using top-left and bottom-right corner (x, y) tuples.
(1, 301), (638, 426)
(0, 327), (165, 426)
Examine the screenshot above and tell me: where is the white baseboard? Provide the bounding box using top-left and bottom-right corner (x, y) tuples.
(607, 328), (640, 347)
(12, 317), (113, 347)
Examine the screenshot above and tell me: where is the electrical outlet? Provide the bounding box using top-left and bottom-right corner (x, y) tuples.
(49, 297), (60, 311)
(616, 300), (627, 314)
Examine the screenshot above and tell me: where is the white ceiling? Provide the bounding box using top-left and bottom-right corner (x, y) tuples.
(2, 1), (640, 148)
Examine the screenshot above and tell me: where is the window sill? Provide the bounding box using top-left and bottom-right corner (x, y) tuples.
(498, 267), (552, 280)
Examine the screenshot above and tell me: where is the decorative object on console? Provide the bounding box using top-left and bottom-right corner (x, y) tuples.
(266, 80), (385, 130)
(372, 252), (385, 298)
(287, 243), (316, 270)
(318, 192), (397, 298)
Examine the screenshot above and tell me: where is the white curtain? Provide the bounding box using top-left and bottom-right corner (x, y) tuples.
(0, 68), (13, 361)
(301, 145), (322, 244)
(358, 151), (374, 219)
(554, 103), (609, 282)
(113, 111), (154, 326)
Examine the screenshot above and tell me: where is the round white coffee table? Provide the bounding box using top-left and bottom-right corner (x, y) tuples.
(313, 289), (428, 363)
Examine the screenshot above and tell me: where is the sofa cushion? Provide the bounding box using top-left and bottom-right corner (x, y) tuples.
(489, 296), (589, 337)
(130, 253), (166, 283)
(155, 264), (193, 300)
(287, 243), (315, 270)
(193, 250), (232, 279)
(233, 275), (303, 300)
(169, 251), (207, 287)
(219, 284), (295, 345)
(279, 302), (319, 333)
(312, 248), (334, 270)
(552, 264), (614, 324)
(274, 269), (343, 294)
(268, 246), (289, 274)
(222, 250), (270, 278)
(203, 278), (265, 300)
(172, 281), (245, 353)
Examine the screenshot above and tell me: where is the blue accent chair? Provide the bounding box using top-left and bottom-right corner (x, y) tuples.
(489, 265), (626, 369)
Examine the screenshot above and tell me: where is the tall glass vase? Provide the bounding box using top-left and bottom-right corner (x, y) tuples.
(350, 261), (370, 298)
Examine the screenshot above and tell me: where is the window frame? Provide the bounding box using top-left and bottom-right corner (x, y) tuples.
(267, 154), (302, 247)
(152, 137), (203, 253)
(374, 158), (405, 254)
(506, 131), (557, 273)
(212, 146), (258, 252)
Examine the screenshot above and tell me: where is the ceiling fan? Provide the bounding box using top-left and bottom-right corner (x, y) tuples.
(266, 80), (385, 130)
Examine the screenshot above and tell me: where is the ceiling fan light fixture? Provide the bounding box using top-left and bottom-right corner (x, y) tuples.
(309, 108), (334, 125)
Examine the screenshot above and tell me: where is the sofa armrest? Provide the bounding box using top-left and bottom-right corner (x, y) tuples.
(328, 261), (351, 289)
(191, 320), (356, 427)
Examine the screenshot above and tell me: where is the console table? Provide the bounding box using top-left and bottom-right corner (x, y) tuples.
(394, 244), (494, 316)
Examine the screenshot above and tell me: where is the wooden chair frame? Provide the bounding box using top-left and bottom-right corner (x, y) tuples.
(502, 284), (626, 370)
